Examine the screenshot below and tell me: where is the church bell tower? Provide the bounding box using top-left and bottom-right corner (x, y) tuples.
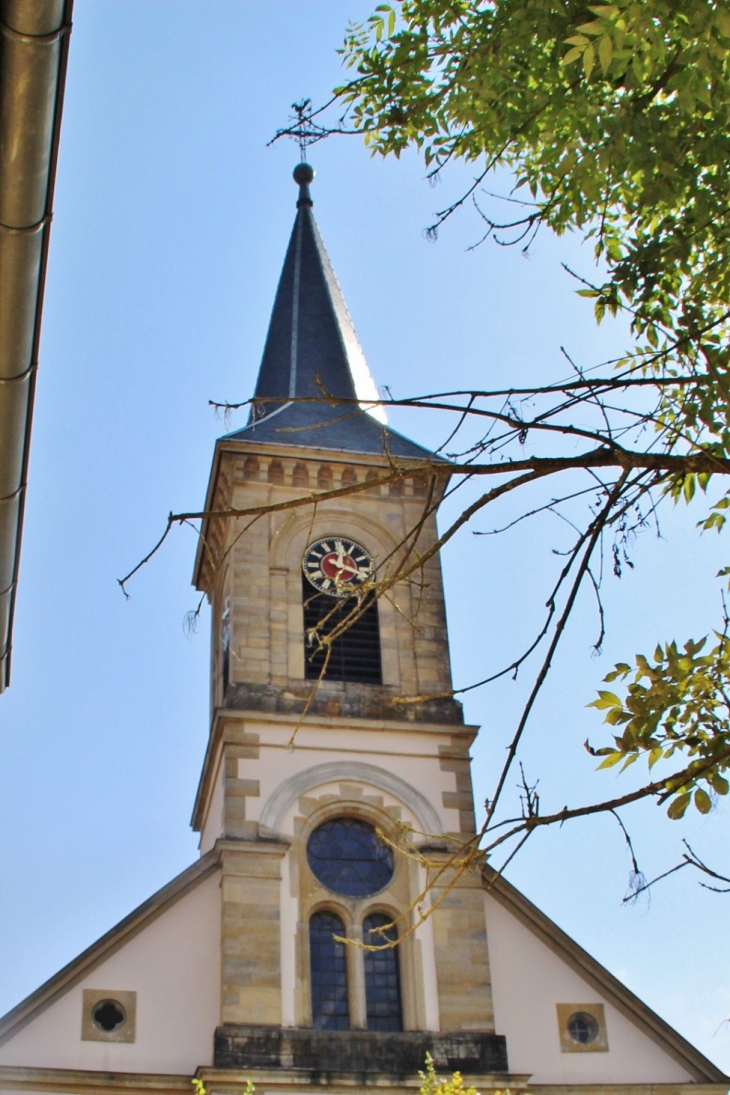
(0, 162), (722, 1095)
(190, 164), (505, 1079)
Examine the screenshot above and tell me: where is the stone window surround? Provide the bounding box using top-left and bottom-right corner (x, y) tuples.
(556, 1001), (609, 1052)
(294, 795), (422, 1032)
(81, 988), (137, 1043)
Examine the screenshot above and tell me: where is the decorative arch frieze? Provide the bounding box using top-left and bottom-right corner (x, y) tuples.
(259, 760), (443, 837)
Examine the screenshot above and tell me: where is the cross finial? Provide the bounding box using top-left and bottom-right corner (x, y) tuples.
(290, 99), (317, 160)
(288, 100), (317, 207)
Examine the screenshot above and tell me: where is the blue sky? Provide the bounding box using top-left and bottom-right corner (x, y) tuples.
(1, 0), (728, 1071)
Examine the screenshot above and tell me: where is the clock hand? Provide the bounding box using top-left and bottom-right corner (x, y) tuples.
(332, 544), (349, 585)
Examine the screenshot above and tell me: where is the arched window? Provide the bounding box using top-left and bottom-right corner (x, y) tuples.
(363, 913), (403, 1031)
(309, 911), (349, 1030)
(302, 574), (382, 684)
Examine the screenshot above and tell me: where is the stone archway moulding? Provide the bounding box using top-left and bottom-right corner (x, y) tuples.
(270, 509), (400, 570)
(259, 760), (443, 837)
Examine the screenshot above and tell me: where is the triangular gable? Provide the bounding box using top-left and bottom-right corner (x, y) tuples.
(483, 866), (727, 1084)
(0, 851), (220, 1075)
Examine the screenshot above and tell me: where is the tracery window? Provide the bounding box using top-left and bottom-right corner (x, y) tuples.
(363, 913), (403, 1031)
(306, 818), (404, 1032)
(307, 818), (393, 896)
(309, 911), (350, 1030)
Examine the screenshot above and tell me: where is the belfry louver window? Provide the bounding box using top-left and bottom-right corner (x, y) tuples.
(302, 575), (382, 684)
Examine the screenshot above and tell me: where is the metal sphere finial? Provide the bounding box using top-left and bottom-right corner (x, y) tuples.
(293, 163), (315, 185)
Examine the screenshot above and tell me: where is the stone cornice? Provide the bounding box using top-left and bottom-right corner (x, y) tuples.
(0, 1066), (192, 1094)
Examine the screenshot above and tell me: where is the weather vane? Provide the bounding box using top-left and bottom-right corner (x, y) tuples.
(271, 98), (331, 158)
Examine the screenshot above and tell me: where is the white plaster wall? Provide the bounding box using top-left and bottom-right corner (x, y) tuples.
(280, 850), (298, 1028)
(0, 871), (221, 1074)
(416, 861), (440, 1032)
(200, 756), (225, 853)
(483, 891), (694, 1083)
(242, 719), (463, 835)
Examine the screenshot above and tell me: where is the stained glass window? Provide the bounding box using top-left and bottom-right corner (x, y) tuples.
(307, 818), (394, 896)
(309, 911), (350, 1030)
(363, 913), (403, 1032)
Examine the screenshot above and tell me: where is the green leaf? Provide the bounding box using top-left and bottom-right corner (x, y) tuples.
(598, 34), (613, 73)
(667, 792), (692, 820)
(694, 787), (712, 814)
(596, 751), (623, 769)
(589, 690), (623, 709)
(562, 46), (584, 65)
(711, 773), (729, 795)
(648, 746), (664, 769)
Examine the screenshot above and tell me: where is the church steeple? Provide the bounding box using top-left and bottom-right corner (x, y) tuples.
(226, 164), (432, 460)
(193, 164), (460, 727)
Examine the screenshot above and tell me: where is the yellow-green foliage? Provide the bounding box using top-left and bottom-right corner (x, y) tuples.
(419, 1052), (525, 1095)
(192, 1081), (254, 1095)
(419, 1054), (479, 1095)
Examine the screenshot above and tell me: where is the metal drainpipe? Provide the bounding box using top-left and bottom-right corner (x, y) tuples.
(0, 0), (73, 692)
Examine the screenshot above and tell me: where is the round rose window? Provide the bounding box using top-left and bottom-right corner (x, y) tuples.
(307, 818), (393, 896)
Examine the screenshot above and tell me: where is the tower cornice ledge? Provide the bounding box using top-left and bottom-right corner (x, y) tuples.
(221, 680), (464, 725)
(215, 434), (446, 466)
(211, 705), (478, 736)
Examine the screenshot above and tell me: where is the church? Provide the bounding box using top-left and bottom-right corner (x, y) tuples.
(0, 164), (725, 1095)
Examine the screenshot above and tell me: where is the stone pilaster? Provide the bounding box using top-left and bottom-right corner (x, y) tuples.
(219, 839), (289, 1026)
(429, 856), (495, 1032)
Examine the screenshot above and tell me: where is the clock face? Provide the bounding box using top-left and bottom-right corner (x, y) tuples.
(302, 537), (374, 597)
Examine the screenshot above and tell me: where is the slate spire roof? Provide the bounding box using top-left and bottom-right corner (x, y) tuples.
(225, 165), (432, 460)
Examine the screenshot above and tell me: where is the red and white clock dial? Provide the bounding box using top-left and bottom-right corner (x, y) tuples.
(303, 537), (373, 597)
